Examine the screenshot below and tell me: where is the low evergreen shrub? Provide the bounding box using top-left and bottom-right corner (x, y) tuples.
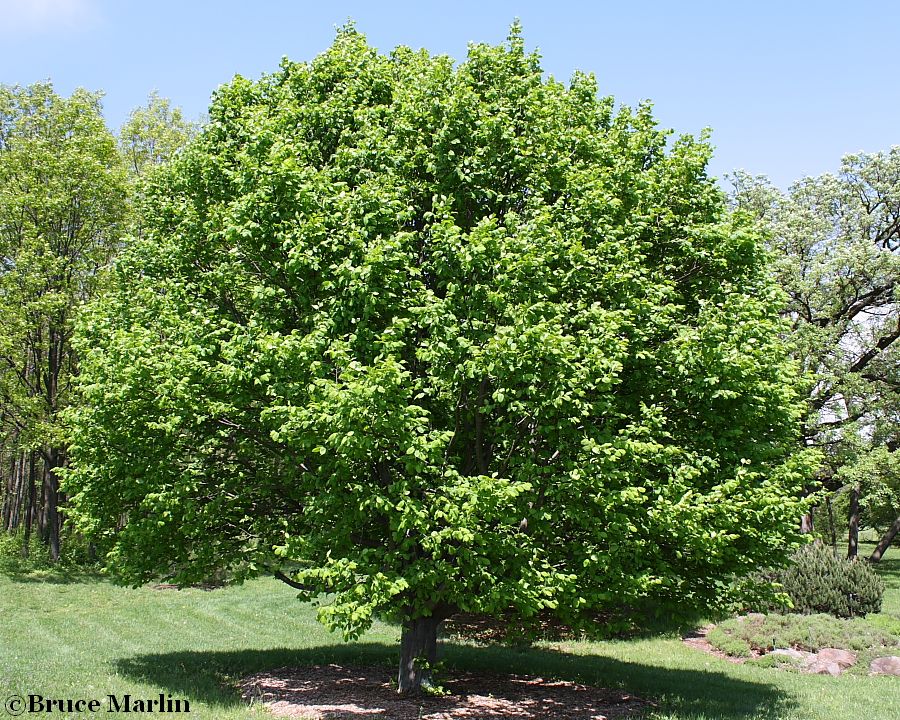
(775, 542), (883, 617)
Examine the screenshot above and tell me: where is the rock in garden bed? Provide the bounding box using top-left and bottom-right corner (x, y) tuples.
(239, 664), (649, 719)
(684, 613), (900, 677)
(870, 656), (900, 676)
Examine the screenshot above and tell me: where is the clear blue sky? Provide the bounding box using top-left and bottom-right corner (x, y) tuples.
(1, 0), (897, 189)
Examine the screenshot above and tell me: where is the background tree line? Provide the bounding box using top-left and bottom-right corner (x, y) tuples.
(0, 83), (193, 560)
(0, 79), (896, 568)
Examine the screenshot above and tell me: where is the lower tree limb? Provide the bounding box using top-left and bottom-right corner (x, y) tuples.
(870, 515), (900, 563)
(398, 616), (440, 695)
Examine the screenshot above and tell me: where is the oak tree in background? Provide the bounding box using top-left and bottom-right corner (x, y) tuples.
(732, 149), (900, 560)
(0, 82), (127, 560)
(67, 26), (813, 693)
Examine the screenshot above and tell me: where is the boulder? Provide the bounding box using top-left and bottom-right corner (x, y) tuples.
(817, 648), (856, 669)
(770, 648), (808, 661)
(870, 656), (900, 676)
(806, 659), (842, 676)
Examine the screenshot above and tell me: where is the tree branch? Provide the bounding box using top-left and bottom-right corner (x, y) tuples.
(474, 377), (489, 475)
(847, 318), (900, 375)
(834, 282), (895, 326)
(273, 570), (319, 593)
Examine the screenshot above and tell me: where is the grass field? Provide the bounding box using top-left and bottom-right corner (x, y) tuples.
(1, 543), (898, 719)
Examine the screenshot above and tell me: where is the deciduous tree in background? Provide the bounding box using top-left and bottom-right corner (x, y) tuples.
(0, 83), (127, 560)
(119, 91), (196, 178)
(66, 27), (814, 693)
(732, 149), (900, 560)
(0, 85), (194, 560)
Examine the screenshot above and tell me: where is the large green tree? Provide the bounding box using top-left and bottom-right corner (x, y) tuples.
(66, 27), (812, 693)
(0, 82), (127, 559)
(732, 150), (900, 560)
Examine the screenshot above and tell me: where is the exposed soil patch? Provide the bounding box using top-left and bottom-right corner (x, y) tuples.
(239, 664), (649, 719)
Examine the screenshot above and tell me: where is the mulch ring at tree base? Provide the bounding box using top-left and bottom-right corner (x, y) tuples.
(239, 664), (650, 719)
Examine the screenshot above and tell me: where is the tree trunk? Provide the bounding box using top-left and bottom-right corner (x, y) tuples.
(10, 451), (24, 530)
(45, 326), (63, 562)
(39, 463), (48, 542)
(870, 515), (900, 563)
(22, 451), (36, 558)
(800, 511), (813, 534)
(2, 451), (17, 531)
(826, 495), (837, 551)
(46, 448), (61, 562)
(848, 483), (860, 560)
(398, 616), (440, 695)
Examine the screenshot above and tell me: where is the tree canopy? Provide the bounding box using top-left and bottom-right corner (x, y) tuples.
(65, 26), (813, 692)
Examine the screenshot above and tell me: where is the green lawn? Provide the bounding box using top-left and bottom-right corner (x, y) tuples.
(1, 549), (898, 720)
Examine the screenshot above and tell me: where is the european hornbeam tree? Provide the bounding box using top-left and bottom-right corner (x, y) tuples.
(66, 27), (813, 693)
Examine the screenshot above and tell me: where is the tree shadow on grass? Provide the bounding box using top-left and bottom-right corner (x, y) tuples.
(874, 556), (900, 588)
(116, 641), (797, 719)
